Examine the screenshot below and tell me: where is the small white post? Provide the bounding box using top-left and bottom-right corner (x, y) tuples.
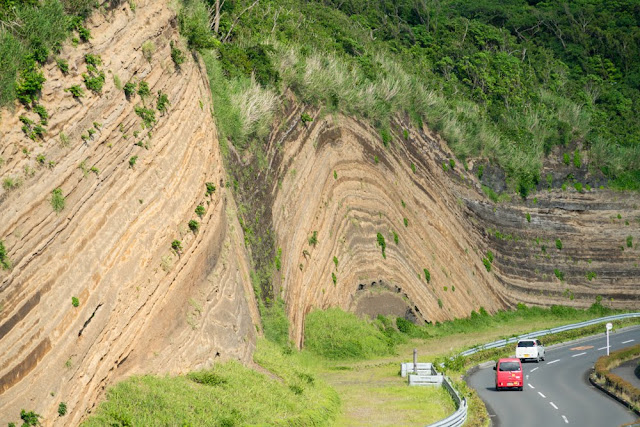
(606, 322), (613, 356)
(413, 348), (418, 374)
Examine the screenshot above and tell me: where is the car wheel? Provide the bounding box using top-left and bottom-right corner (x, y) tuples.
(496, 385), (500, 391)
(519, 387), (523, 391)
(536, 355), (540, 363)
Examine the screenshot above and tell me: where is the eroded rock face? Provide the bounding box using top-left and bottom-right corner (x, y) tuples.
(270, 109), (640, 347)
(0, 1), (258, 424)
(271, 112), (508, 347)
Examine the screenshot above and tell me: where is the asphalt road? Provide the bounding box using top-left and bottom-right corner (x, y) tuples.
(466, 326), (640, 426)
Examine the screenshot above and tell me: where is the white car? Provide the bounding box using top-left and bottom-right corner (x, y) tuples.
(516, 339), (545, 362)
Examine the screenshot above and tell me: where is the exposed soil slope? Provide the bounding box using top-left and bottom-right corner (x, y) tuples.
(0, 1), (259, 424)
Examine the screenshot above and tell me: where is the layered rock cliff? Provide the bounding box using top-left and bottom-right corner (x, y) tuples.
(0, 1), (259, 424)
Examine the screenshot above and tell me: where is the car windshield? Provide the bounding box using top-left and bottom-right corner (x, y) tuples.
(518, 341), (535, 347)
(499, 362), (521, 371)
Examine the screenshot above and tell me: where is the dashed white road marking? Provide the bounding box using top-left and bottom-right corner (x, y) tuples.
(598, 346), (608, 350)
(531, 367), (539, 372)
(622, 339), (635, 344)
(547, 359), (560, 364)
(538, 392), (546, 398)
(572, 352), (587, 357)
(528, 384), (535, 389)
(550, 402), (559, 410)
(562, 415), (569, 423)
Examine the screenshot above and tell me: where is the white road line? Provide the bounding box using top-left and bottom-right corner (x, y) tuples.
(562, 415), (569, 423)
(622, 339), (635, 344)
(550, 402), (559, 410)
(538, 392), (546, 398)
(572, 352), (587, 357)
(528, 383), (535, 389)
(531, 367), (539, 372)
(547, 359), (560, 364)
(598, 346), (608, 350)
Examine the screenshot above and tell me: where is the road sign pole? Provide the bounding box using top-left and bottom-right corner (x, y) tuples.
(606, 322), (613, 356)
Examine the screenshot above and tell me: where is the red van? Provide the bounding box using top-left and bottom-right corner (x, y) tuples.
(493, 358), (523, 391)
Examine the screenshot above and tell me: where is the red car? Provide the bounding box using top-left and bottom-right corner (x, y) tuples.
(493, 358), (523, 391)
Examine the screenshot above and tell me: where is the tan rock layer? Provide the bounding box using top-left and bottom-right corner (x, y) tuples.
(0, 1), (258, 424)
(271, 113), (508, 347)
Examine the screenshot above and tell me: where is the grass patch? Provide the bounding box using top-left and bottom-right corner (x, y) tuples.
(304, 308), (393, 360)
(84, 339), (339, 426)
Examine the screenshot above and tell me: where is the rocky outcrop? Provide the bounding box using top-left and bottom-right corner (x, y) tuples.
(0, 1), (259, 424)
(270, 111), (509, 347)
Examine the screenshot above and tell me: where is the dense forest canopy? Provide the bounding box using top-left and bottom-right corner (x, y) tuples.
(213, 0), (640, 192)
(1, 0), (639, 191)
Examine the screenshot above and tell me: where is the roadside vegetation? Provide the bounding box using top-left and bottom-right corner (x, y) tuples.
(83, 297), (639, 425)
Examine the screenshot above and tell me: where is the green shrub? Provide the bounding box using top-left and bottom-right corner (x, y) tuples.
(331, 272), (337, 286)
(188, 219), (199, 233)
(123, 81), (136, 99)
(410, 162), (416, 173)
(178, 0), (219, 51)
(393, 231), (398, 245)
(449, 159), (455, 169)
(33, 103), (48, 124)
(376, 232), (386, 259)
(586, 271), (597, 281)
(141, 40), (155, 62)
(170, 41), (185, 67)
(58, 402), (67, 416)
(157, 90), (170, 114)
(333, 256), (338, 269)
(137, 81), (150, 97)
(71, 297), (79, 307)
(20, 410), (40, 426)
(554, 269), (565, 281)
(56, 58), (69, 74)
(84, 53), (102, 67)
(187, 371), (227, 386)
(403, 217), (408, 227)
(0, 240), (11, 270)
(626, 235), (633, 248)
(482, 257), (491, 272)
(380, 128), (391, 147)
(573, 150), (582, 169)
(205, 182), (216, 195)
(308, 231), (318, 247)
(129, 156), (138, 168)
(556, 239), (563, 250)
(438, 298), (443, 309)
(423, 268), (431, 283)
(16, 66), (46, 104)
(65, 84), (84, 98)
(563, 152), (570, 166)
(83, 68), (105, 92)
(304, 308), (392, 359)
(574, 182), (583, 192)
(195, 205), (206, 217)
(301, 112), (313, 123)
(526, 213), (531, 223)
(171, 240), (183, 252)
(51, 187), (65, 212)
(134, 106), (156, 128)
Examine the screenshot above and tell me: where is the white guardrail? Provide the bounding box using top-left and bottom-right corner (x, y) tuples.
(419, 312), (640, 427)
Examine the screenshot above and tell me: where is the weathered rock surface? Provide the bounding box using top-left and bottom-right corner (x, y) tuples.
(0, 1), (259, 424)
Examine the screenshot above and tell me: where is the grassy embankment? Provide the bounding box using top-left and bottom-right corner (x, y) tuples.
(82, 302), (640, 426)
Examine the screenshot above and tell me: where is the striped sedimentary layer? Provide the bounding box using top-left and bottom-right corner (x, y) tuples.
(0, 1), (258, 424)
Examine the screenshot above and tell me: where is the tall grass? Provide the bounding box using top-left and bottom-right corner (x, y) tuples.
(304, 308), (394, 360)
(83, 339), (339, 426)
(0, 0), (70, 108)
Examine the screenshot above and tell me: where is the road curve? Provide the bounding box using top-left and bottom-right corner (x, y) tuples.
(466, 326), (640, 426)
